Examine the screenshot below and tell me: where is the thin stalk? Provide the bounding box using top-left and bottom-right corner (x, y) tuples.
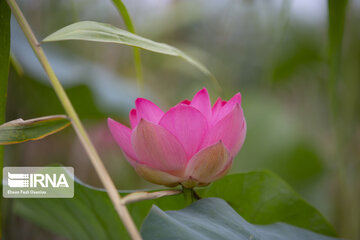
(327, 0), (352, 237)
(133, 48), (143, 92)
(121, 190), (182, 205)
(7, 0), (142, 239)
(182, 187), (195, 207)
(111, 0), (143, 92)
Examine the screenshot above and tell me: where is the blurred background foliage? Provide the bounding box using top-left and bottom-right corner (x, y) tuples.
(4, 0), (360, 239)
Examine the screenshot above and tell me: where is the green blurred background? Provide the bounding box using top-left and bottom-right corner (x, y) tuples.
(4, 0), (360, 239)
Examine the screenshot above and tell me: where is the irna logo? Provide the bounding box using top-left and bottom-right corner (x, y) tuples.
(3, 167), (74, 198)
(7, 172), (69, 188)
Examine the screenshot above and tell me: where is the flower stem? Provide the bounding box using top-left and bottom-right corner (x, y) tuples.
(182, 186), (195, 206)
(111, 0), (144, 93)
(6, 0), (141, 239)
(121, 190), (182, 205)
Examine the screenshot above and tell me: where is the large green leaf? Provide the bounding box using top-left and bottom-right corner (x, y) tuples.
(141, 198), (340, 240)
(0, 115), (71, 145)
(14, 169), (336, 239)
(42, 21), (220, 91)
(14, 176), (184, 240)
(197, 170), (336, 236)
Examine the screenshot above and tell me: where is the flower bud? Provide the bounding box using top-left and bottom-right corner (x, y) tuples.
(108, 88), (246, 188)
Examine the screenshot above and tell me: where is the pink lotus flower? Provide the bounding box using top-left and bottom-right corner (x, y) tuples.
(108, 88), (246, 188)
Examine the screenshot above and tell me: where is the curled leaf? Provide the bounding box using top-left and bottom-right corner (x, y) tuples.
(0, 115), (71, 145)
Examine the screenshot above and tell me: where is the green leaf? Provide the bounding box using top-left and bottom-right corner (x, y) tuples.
(141, 198), (340, 240)
(14, 170), (336, 239)
(0, 115), (71, 145)
(111, 0), (143, 89)
(42, 21), (220, 91)
(196, 171), (336, 236)
(0, 1), (11, 237)
(14, 174), (184, 240)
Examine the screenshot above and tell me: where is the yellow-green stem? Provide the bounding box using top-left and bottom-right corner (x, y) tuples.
(111, 0), (143, 92)
(7, 0), (141, 239)
(182, 186), (195, 207)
